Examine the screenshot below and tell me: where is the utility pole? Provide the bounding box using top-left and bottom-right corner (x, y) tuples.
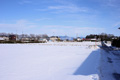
(16, 30), (17, 41)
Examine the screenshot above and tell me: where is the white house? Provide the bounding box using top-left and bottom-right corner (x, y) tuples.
(90, 38), (97, 41)
(21, 37), (30, 42)
(0, 37), (4, 41)
(50, 36), (59, 42)
(77, 37), (82, 42)
(0, 36), (9, 41)
(38, 38), (48, 43)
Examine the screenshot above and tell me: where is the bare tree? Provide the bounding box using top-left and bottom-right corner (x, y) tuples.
(30, 34), (36, 38)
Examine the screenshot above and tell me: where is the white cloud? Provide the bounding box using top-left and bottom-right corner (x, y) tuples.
(113, 22), (120, 27)
(36, 4), (89, 13)
(0, 19), (39, 34)
(0, 20), (105, 36)
(43, 25), (73, 28)
(35, 0), (91, 14)
(41, 25), (105, 36)
(73, 27), (105, 35)
(0, 19), (37, 29)
(48, 5), (88, 13)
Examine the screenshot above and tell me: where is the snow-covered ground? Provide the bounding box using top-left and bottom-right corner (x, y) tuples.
(0, 42), (101, 80)
(99, 44), (120, 80)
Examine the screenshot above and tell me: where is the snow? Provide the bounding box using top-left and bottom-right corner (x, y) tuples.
(0, 42), (101, 80)
(99, 45), (120, 80)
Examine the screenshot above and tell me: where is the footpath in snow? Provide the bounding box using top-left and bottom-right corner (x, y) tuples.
(0, 42), (101, 80)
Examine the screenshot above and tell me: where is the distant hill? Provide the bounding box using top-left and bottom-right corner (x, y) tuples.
(59, 36), (74, 40)
(59, 36), (85, 40)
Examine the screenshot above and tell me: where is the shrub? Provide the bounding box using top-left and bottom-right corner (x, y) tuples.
(112, 39), (120, 47)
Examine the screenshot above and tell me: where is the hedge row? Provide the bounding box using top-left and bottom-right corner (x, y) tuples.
(111, 39), (120, 47)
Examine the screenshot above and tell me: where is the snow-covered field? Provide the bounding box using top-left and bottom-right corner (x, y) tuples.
(0, 42), (101, 80)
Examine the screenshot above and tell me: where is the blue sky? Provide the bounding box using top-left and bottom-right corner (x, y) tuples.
(0, 0), (120, 37)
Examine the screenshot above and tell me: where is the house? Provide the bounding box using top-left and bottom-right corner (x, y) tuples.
(0, 35), (9, 43)
(0, 36), (9, 41)
(38, 38), (48, 43)
(50, 36), (59, 42)
(21, 37), (30, 42)
(76, 37), (82, 42)
(30, 37), (38, 42)
(83, 38), (97, 41)
(9, 35), (16, 41)
(90, 38), (97, 41)
(0, 37), (4, 41)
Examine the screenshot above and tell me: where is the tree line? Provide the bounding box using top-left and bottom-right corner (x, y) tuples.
(0, 33), (49, 43)
(86, 33), (116, 41)
(0, 33), (49, 38)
